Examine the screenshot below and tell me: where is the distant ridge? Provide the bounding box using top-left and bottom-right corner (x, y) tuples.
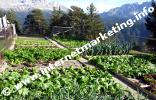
(0, 0), (68, 25)
(100, 1), (152, 46)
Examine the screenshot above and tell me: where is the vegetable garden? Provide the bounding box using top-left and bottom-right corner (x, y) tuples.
(0, 67), (135, 100)
(1, 1), (156, 99)
(89, 55), (156, 95)
(0, 36), (156, 99)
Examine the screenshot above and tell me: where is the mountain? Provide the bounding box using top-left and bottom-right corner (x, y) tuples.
(100, 2), (152, 47)
(0, 0), (68, 25)
(101, 2), (151, 19)
(0, 0), (153, 48)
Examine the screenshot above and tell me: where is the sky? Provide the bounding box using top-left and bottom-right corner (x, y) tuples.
(49, 0), (151, 13)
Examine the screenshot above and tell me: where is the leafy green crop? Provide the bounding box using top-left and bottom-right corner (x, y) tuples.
(0, 67), (134, 100)
(53, 36), (88, 48)
(90, 55), (156, 78)
(3, 48), (70, 65)
(16, 37), (57, 48)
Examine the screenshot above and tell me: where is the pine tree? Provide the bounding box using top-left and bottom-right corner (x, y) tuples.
(86, 3), (105, 39)
(49, 4), (105, 40)
(49, 7), (65, 35)
(87, 3), (97, 17)
(50, 7), (64, 27)
(24, 9), (48, 35)
(68, 6), (88, 38)
(145, 0), (156, 47)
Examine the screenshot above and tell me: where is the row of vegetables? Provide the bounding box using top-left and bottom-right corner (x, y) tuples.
(83, 41), (135, 55)
(52, 36), (156, 97)
(53, 36), (88, 48)
(3, 48), (70, 65)
(89, 55), (156, 78)
(89, 55), (156, 94)
(16, 37), (52, 45)
(16, 37), (57, 48)
(53, 36), (135, 55)
(0, 67), (135, 100)
(2, 36), (155, 99)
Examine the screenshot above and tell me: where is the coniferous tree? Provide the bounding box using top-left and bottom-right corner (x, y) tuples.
(86, 3), (105, 39)
(49, 7), (66, 35)
(87, 3), (97, 17)
(145, 0), (156, 47)
(50, 7), (64, 28)
(49, 7), (72, 37)
(24, 9), (48, 35)
(50, 4), (105, 40)
(68, 6), (88, 38)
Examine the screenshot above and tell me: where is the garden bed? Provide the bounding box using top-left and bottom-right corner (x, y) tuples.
(16, 37), (58, 48)
(3, 48), (71, 67)
(89, 55), (156, 97)
(1, 36), (153, 99)
(53, 36), (88, 49)
(0, 67), (136, 100)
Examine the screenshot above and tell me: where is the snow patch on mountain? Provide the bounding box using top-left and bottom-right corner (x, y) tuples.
(0, 0), (68, 12)
(0, 0), (68, 25)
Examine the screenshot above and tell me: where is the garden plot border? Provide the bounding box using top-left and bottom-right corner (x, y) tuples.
(113, 72), (156, 100)
(46, 37), (65, 49)
(47, 37), (150, 100)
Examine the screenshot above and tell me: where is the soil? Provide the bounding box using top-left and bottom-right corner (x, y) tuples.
(6, 60), (84, 71)
(143, 74), (156, 94)
(129, 74), (156, 95)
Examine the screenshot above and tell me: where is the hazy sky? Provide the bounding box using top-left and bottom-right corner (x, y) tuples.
(49, 0), (151, 13)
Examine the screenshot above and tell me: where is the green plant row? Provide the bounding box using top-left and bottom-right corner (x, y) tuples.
(83, 41), (134, 56)
(0, 67), (134, 100)
(53, 36), (88, 48)
(3, 48), (70, 65)
(15, 45), (58, 49)
(16, 38), (54, 46)
(89, 55), (156, 78)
